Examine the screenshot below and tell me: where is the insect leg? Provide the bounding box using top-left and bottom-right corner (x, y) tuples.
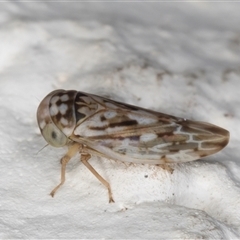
(50, 143), (80, 197)
(80, 152), (115, 203)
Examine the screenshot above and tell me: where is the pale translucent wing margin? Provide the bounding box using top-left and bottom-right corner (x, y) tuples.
(71, 93), (229, 164)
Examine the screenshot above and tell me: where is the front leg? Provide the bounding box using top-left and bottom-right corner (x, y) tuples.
(50, 143), (80, 197)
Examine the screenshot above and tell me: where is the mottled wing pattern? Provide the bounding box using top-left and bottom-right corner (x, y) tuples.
(70, 92), (229, 164)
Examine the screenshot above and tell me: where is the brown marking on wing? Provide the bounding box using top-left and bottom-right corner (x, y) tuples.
(100, 115), (106, 121)
(75, 111), (86, 123)
(88, 125), (109, 131)
(109, 120), (138, 128)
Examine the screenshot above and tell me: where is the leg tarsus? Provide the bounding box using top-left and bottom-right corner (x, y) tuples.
(50, 143), (80, 197)
(50, 156), (67, 197)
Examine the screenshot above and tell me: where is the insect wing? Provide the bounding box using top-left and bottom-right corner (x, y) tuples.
(71, 94), (229, 164)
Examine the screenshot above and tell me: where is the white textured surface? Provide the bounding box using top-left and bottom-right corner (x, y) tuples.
(0, 3), (239, 238)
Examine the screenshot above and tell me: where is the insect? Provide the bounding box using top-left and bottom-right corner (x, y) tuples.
(37, 89), (229, 202)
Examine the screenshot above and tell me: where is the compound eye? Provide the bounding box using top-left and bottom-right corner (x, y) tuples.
(41, 122), (68, 147)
